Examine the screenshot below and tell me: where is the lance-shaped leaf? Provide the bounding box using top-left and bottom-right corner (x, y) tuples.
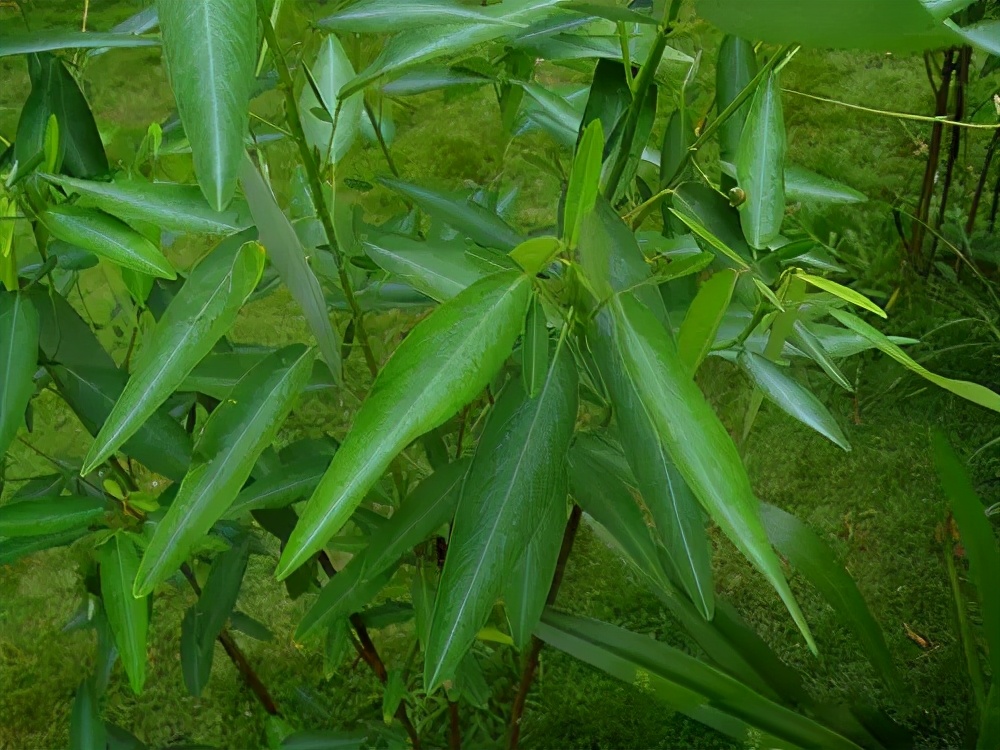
(134, 347), (313, 595)
(424, 344), (578, 690)
(522, 296), (549, 398)
(157, 0), (256, 209)
(0, 527), (91, 566)
(0, 292), (39, 458)
(181, 538), (250, 695)
(240, 157), (341, 379)
(43, 175), (252, 235)
(81, 239), (264, 474)
(536, 611), (860, 750)
(100, 534), (148, 694)
(297, 460), (467, 640)
(300, 34), (363, 166)
(319, 0), (522, 32)
(226, 455), (331, 518)
(379, 178), (524, 251)
(278, 271), (531, 579)
(759, 502), (901, 695)
(785, 165), (867, 204)
(597, 294), (816, 653)
(363, 235), (486, 302)
(830, 309), (1000, 413)
(503, 473), (567, 649)
(563, 119), (603, 250)
(737, 71), (786, 249)
(280, 731), (367, 750)
(799, 274), (885, 318)
(716, 35), (758, 166)
(789, 320), (854, 392)
(677, 269), (739, 374)
(0, 30), (158, 57)
(69, 680), (106, 750)
(51, 364), (192, 481)
(739, 351), (851, 451)
(0, 495), (106, 537)
(41, 206), (175, 279)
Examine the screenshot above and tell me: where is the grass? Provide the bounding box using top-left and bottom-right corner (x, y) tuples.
(2, 2), (999, 748)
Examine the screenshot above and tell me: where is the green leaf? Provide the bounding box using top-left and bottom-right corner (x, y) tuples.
(81, 238), (264, 474)
(318, 0), (521, 32)
(503, 474), (567, 649)
(240, 157), (342, 380)
(669, 209), (750, 271)
(563, 119), (603, 250)
(797, 273), (885, 318)
(297, 461), (466, 640)
(278, 271), (531, 579)
(536, 611), (860, 749)
(560, 1), (656, 24)
(830, 309), (1000, 413)
(0, 292), (39, 458)
(759, 502), (902, 695)
(226, 455), (330, 518)
(696, 0), (960, 52)
(363, 235), (487, 302)
(43, 175), (252, 234)
(100, 534), (148, 694)
(0, 495), (105, 537)
(135, 347), (313, 595)
(932, 432), (1000, 681)
(736, 71), (786, 249)
(41, 205), (175, 279)
(522, 296), (549, 398)
(424, 344), (578, 690)
(230, 611), (273, 641)
(0, 527), (90, 566)
(69, 680), (107, 750)
(300, 34), (364, 166)
(157, 0), (257, 209)
(739, 351), (851, 451)
(981, 683), (1000, 750)
(0, 30), (158, 57)
(597, 294), (816, 653)
(280, 731), (366, 750)
(15, 53), (109, 179)
(379, 178), (524, 251)
(672, 182), (754, 272)
(788, 320), (854, 392)
(785, 165), (867, 204)
(510, 236), (562, 276)
(659, 109), (695, 188)
(716, 36), (758, 166)
(677, 269), (739, 375)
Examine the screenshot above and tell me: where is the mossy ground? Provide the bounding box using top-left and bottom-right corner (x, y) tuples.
(2, 2), (998, 749)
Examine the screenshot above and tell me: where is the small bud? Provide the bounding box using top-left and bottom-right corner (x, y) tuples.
(728, 187), (746, 208)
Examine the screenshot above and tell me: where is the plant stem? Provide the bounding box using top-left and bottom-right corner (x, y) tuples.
(966, 128), (1000, 236)
(507, 504), (583, 750)
(256, 3), (380, 378)
(364, 100), (401, 178)
(448, 700), (462, 750)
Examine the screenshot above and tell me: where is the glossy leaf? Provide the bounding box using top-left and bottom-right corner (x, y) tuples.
(81, 238), (264, 474)
(0, 527), (90, 566)
(300, 34), (363, 166)
(597, 295), (815, 652)
(677, 269), (739, 374)
(41, 205), (175, 279)
(759, 502), (901, 694)
(363, 235), (486, 301)
(240, 157), (341, 379)
(716, 36), (758, 165)
(798, 273), (886, 318)
(563, 119), (603, 250)
(278, 271), (531, 579)
(100, 534), (148, 694)
(659, 109), (695, 188)
(830, 309), (1000, 413)
(0, 30), (158, 57)
(736, 71), (786, 249)
(0, 292), (39, 458)
(135, 347), (313, 595)
(785, 165), (867, 204)
(69, 680), (106, 750)
(318, 0), (519, 32)
(226, 455), (330, 518)
(157, 0), (257, 209)
(425, 344), (578, 690)
(0, 495), (105, 537)
(672, 182), (754, 271)
(789, 320), (854, 392)
(379, 178), (523, 251)
(739, 351), (851, 451)
(281, 731), (366, 750)
(522, 296), (549, 398)
(44, 175), (252, 234)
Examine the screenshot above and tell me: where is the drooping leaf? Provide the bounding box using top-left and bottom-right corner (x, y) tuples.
(69, 680), (107, 750)
(677, 269), (739, 375)
(100, 534), (148, 694)
(240, 156), (341, 379)
(830, 309), (1000, 413)
(0, 527), (91, 566)
(785, 165), (867, 204)
(300, 34), (364, 166)
(379, 178), (524, 251)
(363, 235), (486, 301)
(798, 274), (886, 318)
(739, 351), (851, 451)
(0, 495), (106, 537)
(563, 119), (603, 250)
(759, 502), (901, 695)
(736, 71), (786, 249)
(0, 292), (39, 458)
(278, 271), (531, 579)
(318, 0), (521, 32)
(0, 30), (158, 57)
(716, 36), (758, 166)
(424, 344), (578, 690)
(788, 320), (854, 392)
(596, 295), (816, 652)
(560, 0), (656, 24)
(134, 347), (313, 595)
(226, 455), (331, 518)
(157, 0), (257, 209)
(522, 296), (549, 398)
(81, 238), (264, 474)
(672, 182), (755, 272)
(659, 109), (695, 188)
(41, 205), (175, 279)
(43, 175), (252, 234)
